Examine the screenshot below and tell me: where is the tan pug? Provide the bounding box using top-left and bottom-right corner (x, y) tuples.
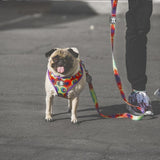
(45, 48), (86, 123)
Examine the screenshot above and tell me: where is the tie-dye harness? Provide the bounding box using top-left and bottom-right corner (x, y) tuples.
(48, 64), (83, 98)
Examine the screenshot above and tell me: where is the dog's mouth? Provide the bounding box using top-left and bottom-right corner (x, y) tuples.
(51, 55), (74, 74)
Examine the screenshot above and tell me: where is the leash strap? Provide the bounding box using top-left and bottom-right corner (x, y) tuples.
(110, 0), (143, 111)
(81, 0), (144, 121)
(81, 62), (143, 121)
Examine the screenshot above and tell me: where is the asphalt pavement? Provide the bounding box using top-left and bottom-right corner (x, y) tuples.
(0, 1), (160, 160)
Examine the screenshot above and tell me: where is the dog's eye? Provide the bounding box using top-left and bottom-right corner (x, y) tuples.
(52, 55), (59, 62)
(51, 63), (55, 68)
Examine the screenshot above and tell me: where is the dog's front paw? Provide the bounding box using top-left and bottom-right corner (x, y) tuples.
(45, 114), (54, 122)
(71, 116), (78, 124)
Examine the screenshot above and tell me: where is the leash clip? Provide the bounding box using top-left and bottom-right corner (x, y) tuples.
(110, 16), (116, 24)
(86, 73), (92, 83)
(80, 60), (92, 83)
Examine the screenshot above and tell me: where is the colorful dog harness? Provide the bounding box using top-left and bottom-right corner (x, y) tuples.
(48, 64), (83, 98)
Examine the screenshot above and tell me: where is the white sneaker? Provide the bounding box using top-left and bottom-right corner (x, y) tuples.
(127, 90), (154, 116)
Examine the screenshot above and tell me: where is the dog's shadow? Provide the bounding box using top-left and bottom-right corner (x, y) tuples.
(53, 101), (160, 123)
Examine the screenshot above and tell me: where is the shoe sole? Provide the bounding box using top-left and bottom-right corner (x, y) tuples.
(126, 105), (154, 116)
(144, 111), (154, 116)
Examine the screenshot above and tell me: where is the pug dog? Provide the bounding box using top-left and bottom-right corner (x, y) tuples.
(45, 48), (86, 123)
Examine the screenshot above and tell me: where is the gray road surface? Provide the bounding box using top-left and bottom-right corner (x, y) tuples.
(0, 1), (160, 160)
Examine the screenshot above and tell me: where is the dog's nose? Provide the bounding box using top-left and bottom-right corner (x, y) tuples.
(58, 59), (64, 66)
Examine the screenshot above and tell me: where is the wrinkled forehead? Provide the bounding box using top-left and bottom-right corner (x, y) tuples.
(50, 49), (71, 58)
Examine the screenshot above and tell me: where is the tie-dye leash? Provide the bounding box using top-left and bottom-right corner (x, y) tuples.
(110, 0), (144, 111)
(81, 62), (143, 121)
(81, 0), (144, 121)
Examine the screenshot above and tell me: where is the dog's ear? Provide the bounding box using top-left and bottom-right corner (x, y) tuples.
(45, 49), (57, 58)
(68, 48), (79, 58)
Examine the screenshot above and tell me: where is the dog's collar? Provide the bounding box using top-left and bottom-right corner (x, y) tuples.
(48, 63), (83, 98)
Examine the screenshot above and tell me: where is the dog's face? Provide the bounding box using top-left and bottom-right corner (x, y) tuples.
(45, 48), (80, 76)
